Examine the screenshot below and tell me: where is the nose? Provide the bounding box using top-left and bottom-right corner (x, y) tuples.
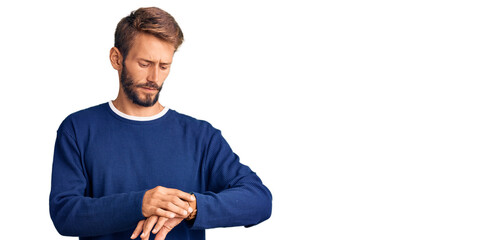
(147, 65), (159, 83)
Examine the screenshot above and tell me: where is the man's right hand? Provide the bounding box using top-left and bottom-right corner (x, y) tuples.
(142, 186), (195, 219)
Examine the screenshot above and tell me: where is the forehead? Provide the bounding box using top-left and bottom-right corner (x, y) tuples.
(127, 33), (175, 63)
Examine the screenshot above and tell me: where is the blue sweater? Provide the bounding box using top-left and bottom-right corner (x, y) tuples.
(49, 102), (272, 239)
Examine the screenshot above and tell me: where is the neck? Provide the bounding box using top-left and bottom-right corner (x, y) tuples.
(112, 93), (164, 117)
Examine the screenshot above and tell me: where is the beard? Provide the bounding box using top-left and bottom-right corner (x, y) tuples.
(120, 65), (163, 107)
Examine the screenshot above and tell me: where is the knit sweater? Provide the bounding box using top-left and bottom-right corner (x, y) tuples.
(49, 102), (272, 240)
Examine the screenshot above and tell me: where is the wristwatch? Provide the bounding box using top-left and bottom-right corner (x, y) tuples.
(186, 193), (197, 221)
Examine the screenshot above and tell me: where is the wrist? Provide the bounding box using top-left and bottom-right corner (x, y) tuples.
(185, 193), (197, 221)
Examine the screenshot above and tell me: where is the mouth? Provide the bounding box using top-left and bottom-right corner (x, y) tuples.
(139, 86), (158, 92)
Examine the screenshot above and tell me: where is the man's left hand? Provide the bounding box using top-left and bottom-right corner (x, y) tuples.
(131, 216), (183, 240)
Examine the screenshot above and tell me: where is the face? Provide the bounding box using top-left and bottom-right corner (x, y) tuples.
(119, 33), (175, 107)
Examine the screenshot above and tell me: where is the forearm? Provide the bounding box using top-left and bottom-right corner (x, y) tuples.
(191, 129), (273, 229)
(189, 173), (272, 229)
(49, 190), (146, 237)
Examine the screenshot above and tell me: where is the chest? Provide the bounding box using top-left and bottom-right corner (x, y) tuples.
(81, 126), (202, 196)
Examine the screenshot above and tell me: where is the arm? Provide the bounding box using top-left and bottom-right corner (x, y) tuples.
(50, 128), (194, 237)
(190, 130), (272, 229)
(49, 129), (147, 237)
(130, 129), (271, 238)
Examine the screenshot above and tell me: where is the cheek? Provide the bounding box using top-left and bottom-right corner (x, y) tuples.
(124, 61), (147, 80)
(129, 68), (148, 81)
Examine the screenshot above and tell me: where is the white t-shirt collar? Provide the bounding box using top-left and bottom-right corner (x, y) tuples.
(108, 100), (168, 121)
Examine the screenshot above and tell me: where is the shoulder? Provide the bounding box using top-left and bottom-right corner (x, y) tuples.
(57, 103), (109, 135)
(169, 109), (221, 135)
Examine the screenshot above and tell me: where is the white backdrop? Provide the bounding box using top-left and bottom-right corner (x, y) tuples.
(1, 0), (502, 239)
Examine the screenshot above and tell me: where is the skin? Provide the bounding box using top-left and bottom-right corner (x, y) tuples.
(110, 32), (173, 117)
(133, 188), (196, 240)
(109, 33), (197, 239)
(131, 198), (196, 240)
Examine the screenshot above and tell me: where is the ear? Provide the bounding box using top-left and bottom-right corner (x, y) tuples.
(109, 47), (123, 71)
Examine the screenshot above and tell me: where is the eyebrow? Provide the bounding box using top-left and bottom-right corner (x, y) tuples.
(138, 58), (172, 65)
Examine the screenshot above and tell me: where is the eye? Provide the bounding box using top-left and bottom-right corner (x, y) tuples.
(139, 62), (149, 68)
(160, 65), (170, 70)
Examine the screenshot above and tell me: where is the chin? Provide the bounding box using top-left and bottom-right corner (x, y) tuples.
(132, 92), (159, 107)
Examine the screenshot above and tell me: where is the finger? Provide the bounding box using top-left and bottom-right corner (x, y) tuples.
(153, 187), (195, 203)
(160, 201), (191, 217)
(154, 217), (183, 240)
(157, 217), (183, 238)
(155, 207), (177, 219)
(163, 189), (195, 202)
(156, 194), (192, 212)
(131, 220), (145, 239)
(154, 226), (169, 240)
(153, 217), (168, 234)
(164, 217), (184, 230)
(176, 190), (196, 202)
(141, 216), (158, 239)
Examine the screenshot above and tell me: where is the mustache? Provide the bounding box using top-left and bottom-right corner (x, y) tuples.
(135, 82), (161, 90)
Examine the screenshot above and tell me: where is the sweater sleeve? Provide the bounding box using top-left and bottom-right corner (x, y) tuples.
(190, 130), (272, 229)
(49, 128), (146, 237)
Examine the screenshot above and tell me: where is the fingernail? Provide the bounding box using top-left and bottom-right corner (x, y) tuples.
(130, 234), (134, 239)
(153, 228), (158, 233)
(170, 213), (175, 218)
(140, 233), (145, 237)
(191, 195), (195, 200)
(188, 207), (193, 213)
(183, 210), (188, 215)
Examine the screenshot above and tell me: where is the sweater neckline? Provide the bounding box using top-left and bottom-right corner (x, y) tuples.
(108, 101), (169, 122)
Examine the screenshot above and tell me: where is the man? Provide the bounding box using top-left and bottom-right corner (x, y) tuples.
(49, 7), (272, 240)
